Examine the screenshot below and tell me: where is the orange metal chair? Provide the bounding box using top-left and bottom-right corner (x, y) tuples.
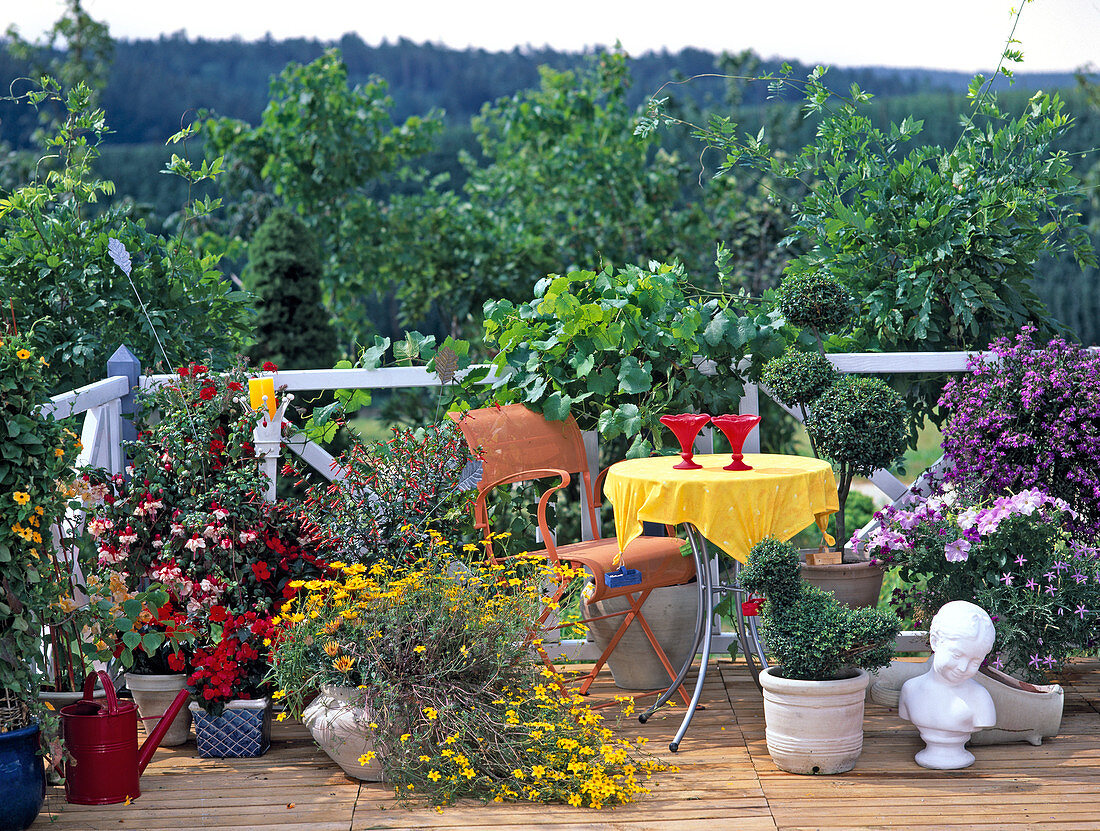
(447, 404), (696, 700)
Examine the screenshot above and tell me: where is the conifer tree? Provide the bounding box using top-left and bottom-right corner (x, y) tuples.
(247, 208), (339, 369)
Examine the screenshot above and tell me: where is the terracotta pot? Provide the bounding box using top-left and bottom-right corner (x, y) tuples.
(799, 555), (885, 609)
(582, 580), (699, 690)
(759, 667), (870, 775)
(302, 685), (383, 781)
(124, 673), (191, 746)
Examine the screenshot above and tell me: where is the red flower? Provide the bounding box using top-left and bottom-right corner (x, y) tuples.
(177, 366), (190, 377)
(209, 439), (225, 454)
(251, 562), (271, 581)
(227, 381), (244, 392)
(191, 364), (209, 376)
(209, 606), (228, 623)
(199, 385), (217, 401)
(262, 361), (278, 372)
(167, 650), (186, 672)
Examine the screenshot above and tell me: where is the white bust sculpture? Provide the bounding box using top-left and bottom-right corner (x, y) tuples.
(898, 600), (997, 769)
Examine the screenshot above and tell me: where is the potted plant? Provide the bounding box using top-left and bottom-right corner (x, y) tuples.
(861, 484), (1084, 745)
(759, 273), (909, 607)
(0, 334), (82, 830)
(270, 556), (671, 806)
(187, 609), (276, 757)
(739, 537), (899, 774)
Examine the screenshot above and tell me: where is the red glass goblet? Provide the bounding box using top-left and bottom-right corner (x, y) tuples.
(711, 414), (762, 471)
(659, 413), (712, 470)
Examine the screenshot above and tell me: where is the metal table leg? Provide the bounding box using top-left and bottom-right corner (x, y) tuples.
(638, 524), (708, 723)
(640, 526), (771, 751)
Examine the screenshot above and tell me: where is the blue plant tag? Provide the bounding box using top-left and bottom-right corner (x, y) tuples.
(604, 566), (642, 588)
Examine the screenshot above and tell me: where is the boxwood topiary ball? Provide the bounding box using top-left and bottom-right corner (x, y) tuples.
(805, 375), (909, 476)
(761, 350), (838, 408)
(776, 271), (853, 333)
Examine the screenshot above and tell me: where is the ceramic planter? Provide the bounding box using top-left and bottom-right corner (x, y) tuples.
(582, 580), (699, 690)
(759, 666), (870, 774)
(189, 698), (271, 758)
(124, 673), (191, 746)
(799, 554), (885, 610)
(0, 724), (45, 831)
(302, 685), (384, 781)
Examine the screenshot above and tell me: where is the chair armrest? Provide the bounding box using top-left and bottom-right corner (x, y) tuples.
(474, 468), (572, 562)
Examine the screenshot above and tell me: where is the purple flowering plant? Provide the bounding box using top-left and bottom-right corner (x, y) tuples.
(856, 486), (1100, 683)
(939, 325), (1100, 539)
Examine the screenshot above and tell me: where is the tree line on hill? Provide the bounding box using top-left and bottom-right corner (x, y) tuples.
(1, 11), (1098, 396)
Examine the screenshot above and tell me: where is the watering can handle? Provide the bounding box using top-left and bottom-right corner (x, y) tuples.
(82, 670), (119, 715)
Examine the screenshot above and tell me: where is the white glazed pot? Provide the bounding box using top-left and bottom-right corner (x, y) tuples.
(759, 666), (870, 775)
(302, 685), (383, 781)
(581, 580), (699, 691)
(124, 672), (192, 746)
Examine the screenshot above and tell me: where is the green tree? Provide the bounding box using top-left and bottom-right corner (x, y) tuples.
(246, 207), (339, 370)
(455, 49), (689, 312)
(203, 48), (443, 351)
(0, 80), (251, 392)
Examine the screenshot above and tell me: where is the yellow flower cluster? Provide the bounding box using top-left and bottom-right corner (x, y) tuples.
(271, 555), (672, 809)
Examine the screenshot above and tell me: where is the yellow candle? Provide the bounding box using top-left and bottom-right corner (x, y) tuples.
(248, 377), (276, 419)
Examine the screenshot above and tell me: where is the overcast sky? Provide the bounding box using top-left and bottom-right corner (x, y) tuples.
(4, 0), (1098, 73)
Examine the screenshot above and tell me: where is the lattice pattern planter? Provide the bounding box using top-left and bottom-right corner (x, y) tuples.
(189, 698), (271, 758)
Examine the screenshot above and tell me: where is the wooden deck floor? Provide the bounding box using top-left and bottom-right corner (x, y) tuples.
(33, 658), (1100, 830)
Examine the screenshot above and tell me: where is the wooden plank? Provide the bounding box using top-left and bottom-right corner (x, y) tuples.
(31, 659), (1100, 831)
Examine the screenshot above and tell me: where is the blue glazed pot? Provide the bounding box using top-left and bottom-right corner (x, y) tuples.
(0, 724), (45, 831)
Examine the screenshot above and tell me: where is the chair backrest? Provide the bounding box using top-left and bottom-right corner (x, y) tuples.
(447, 404), (589, 486)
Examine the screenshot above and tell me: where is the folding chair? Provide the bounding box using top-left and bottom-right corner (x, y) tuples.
(447, 404), (696, 701)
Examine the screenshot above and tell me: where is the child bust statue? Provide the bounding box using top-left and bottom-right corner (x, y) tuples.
(898, 600), (996, 769)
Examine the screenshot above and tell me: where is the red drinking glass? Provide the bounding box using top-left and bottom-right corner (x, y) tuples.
(711, 414), (762, 471)
(659, 413), (712, 470)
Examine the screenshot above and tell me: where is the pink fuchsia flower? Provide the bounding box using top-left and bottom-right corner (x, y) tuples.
(184, 535), (206, 552)
(87, 517), (112, 538)
(118, 526), (139, 546)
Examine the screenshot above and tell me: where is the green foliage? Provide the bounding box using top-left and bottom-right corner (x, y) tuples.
(246, 207), (339, 370)
(0, 80), (251, 393)
(739, 538), (899, 680)
(451, 50), (693, 318)
(760, 350), (837, 409)
(484, 261), (785, 458)
(202, 48), (443, 350)
(294, 421), (479, 569)
(645, 61), (1097, 430)
(805, 375), (909, 549)
(775, 271), (853, 337)
(0, 335), (79, 733)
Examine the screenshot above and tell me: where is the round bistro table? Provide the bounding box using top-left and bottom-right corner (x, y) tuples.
(604, 453), (838, 751)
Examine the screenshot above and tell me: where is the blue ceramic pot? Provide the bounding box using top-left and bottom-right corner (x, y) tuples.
(0, 724), (45, 831)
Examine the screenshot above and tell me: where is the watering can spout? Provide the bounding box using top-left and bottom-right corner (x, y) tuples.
(136, 688), (191, 774)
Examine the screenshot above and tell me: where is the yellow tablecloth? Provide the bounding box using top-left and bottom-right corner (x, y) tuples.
(605, 453), (839, 563)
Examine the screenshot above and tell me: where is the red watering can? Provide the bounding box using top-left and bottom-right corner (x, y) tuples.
(61, 670), (190, 805)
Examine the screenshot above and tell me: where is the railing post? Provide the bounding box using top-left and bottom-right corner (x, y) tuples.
(106, 345), (141, 475)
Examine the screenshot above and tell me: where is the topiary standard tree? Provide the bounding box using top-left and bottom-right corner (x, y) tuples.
(247, 208), (339, 370)
(763, 271), (908, 557)
(805, 375), (909, 557)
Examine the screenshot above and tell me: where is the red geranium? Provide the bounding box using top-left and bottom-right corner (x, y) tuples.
(261, 361), (278, 372)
